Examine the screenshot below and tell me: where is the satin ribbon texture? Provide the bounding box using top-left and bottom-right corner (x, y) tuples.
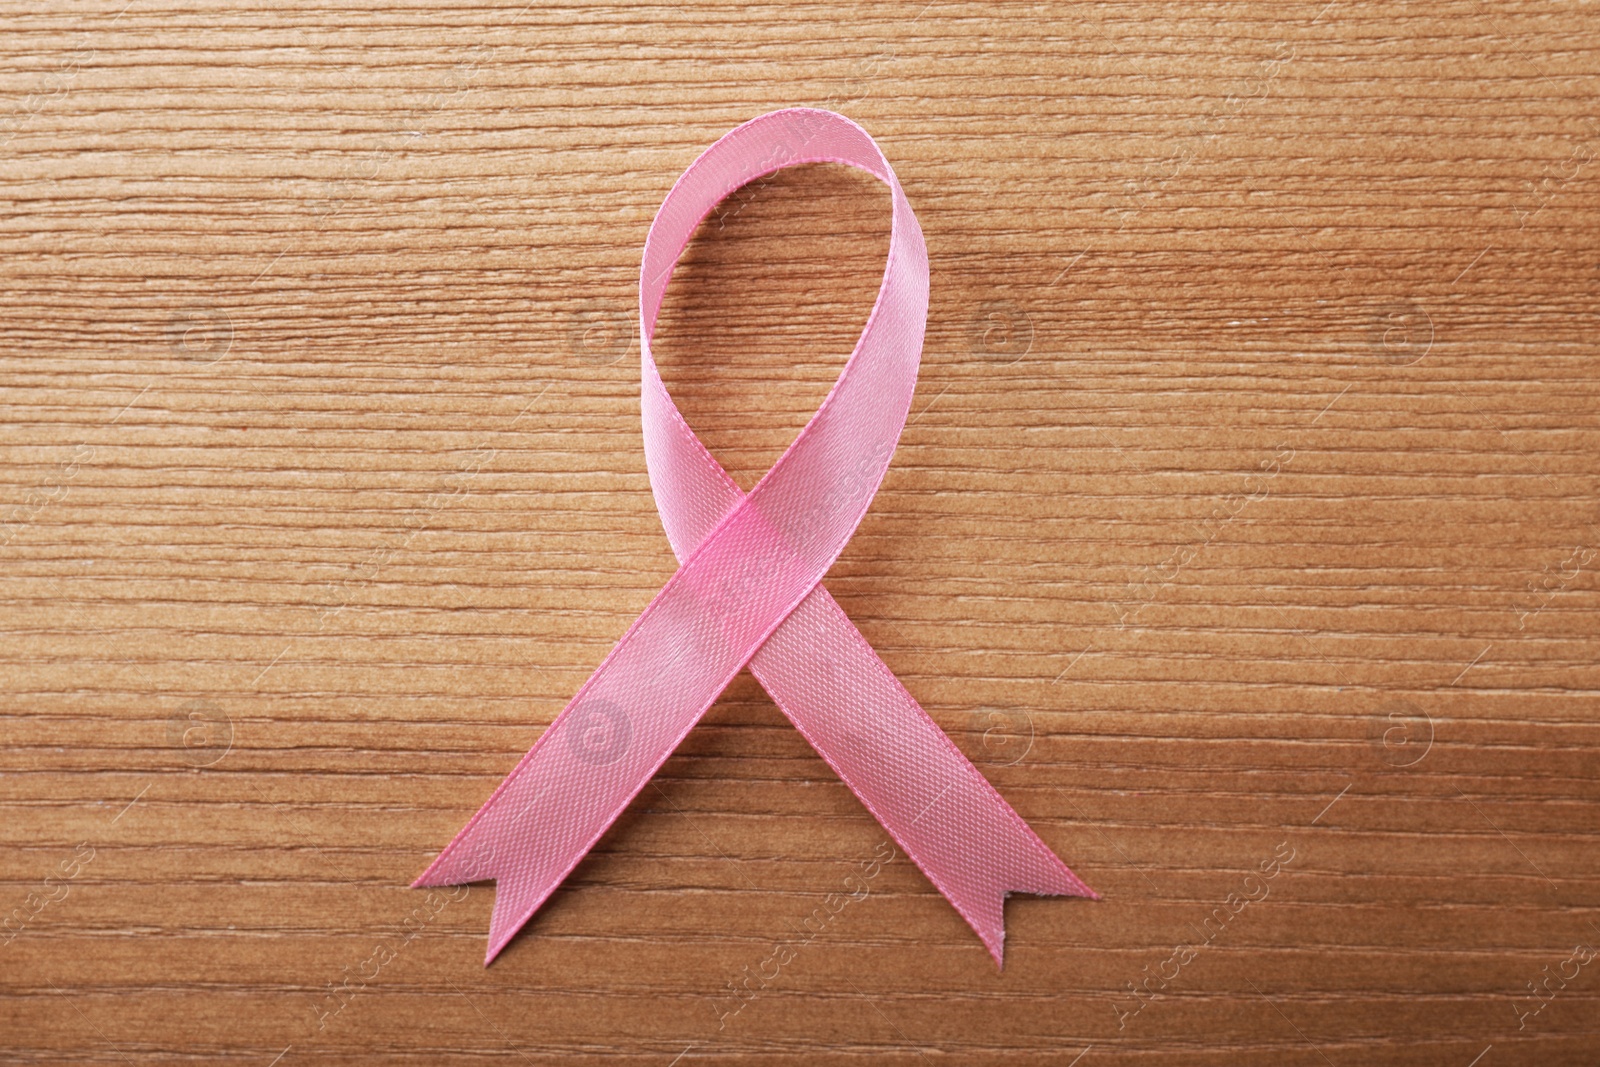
(414, 107), (1096, 965)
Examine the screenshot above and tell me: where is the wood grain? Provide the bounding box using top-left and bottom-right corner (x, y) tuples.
(2, 1), (1598, 1064)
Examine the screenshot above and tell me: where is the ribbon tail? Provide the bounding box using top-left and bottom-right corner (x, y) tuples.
(412, 819), (563, 966)
(845, 753), (1098, 969)
(747, 587), (1098, 968)
(929, 807), (1098, 968)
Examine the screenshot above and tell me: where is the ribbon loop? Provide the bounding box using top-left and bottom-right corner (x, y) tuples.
(416, 108), (1094, 966)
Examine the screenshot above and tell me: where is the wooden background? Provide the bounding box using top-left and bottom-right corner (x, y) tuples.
(2, 2), (1597, 1064)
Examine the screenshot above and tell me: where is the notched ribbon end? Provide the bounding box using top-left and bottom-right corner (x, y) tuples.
(967, 848), (1099, 970)
(409, 842), (484, 890)
(978, 883), (1100, 970)
(412, 832), (553, 967)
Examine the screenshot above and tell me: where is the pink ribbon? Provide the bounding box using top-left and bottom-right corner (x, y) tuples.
(415, 108), (1095, 966)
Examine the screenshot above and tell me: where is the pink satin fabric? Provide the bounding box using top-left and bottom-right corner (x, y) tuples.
(415, 108), (1094, 966)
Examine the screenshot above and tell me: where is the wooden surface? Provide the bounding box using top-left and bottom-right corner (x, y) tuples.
(3, 2), (1598, 1064)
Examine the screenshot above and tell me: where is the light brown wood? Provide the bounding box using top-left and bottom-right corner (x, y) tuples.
(3, 2), (1598, 1064)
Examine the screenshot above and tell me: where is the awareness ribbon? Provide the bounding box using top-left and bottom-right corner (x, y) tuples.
(414, 108), (1095, 965)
